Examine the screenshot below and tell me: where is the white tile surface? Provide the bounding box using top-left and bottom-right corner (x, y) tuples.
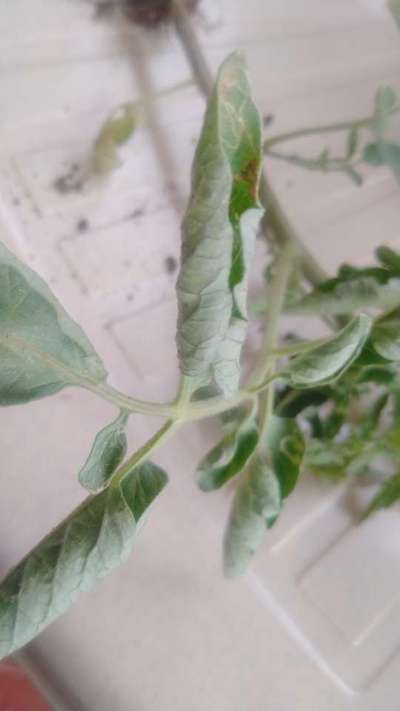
(1, 1), (400, 709)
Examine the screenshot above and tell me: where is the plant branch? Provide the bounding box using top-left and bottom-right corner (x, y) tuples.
(250, 242), (296, 389)
(264, 147), (360, 173)
(263, 100), (400, 152)
(82, 377), (279, 422)
(249, 244), (294, 445)
(264, 116), (371, 150)
(112, 419), (177, 488)
(172, 0), (214, 97)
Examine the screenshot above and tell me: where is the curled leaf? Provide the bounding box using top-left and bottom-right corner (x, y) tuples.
(376, 244), (400, 272)
(265, 416), (305, 498)
(79, 411), (129, 492)
(93, 104), (137, 175)
(0, 461), (167, 660)
(286, 315), (372, 388)
(0, 242), (106, 405)
(176, 52), (263, 395)
(223, 456), (281, 578)
(288, 276), (400, 316)
(197, 409), (259, 491)
(372, 319), (400, 361)
(304, 436), (365, 480)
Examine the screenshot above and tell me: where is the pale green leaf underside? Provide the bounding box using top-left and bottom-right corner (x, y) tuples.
(79, 411), (128, 492)
(286, 314), (372, 388)
(287, 277), (400, 316)
(223, 456), (281, 578)
(0, 462), (167, 660)
(176, 52), (263, 395)
(0, 242), (107, 405)
(372, 320), (400, 361)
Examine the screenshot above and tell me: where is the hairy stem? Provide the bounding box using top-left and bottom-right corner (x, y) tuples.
(264, 116), (371, 150)
(264, 147), (358, 173)
(263, 101), (400, 152)
(250, 244), (294, 446)
(272, 336), (328, 357)
(250, 243), (295, 388)
(112, 419), (177, 489)
(82, 377), (278, 422)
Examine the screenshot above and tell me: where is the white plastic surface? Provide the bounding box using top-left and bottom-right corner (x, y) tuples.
(1, 1), (400, 709)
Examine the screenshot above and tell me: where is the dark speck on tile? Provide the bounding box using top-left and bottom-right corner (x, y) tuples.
(165, 255), (177, 274)
(263, 114), (275, 128)
(77, 218), (90, 233)
(130, 208), (144, 220)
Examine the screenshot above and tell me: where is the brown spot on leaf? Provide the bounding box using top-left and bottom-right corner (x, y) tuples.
(236, 157), (259, 199)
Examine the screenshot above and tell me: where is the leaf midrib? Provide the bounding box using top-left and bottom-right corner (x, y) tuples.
(0, 330), (101, 389)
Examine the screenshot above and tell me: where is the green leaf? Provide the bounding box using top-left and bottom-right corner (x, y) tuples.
(345, 127), (359, 159)
(0, 461), (167, 660)
(197, 409), (259, 491)
(0, 242), (106, 405)
(223, 456), (281, 578)
(388, 0), (400, 30)
(176, 52), (263, 396)
(286, 315), (372, 388)
(375, 86), (398, 115)
(275, 387), (331, 417)
(79, 411), (129, 492)
(305, 436), (365, 480)
(372, 319), (400, 360)
(265, 416), (305, 498)
(362, 473), (400, 519)
(376, 244), (400, 272)
(93, 104), (137, 175)
(288, 276), (400, 316)
(363, 143), (385, 166)
(363, 141), (400, 183)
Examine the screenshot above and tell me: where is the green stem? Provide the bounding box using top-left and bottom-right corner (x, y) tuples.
(83, 381), (174, 417)
(112, 419), (177, 488)
(258, 383), (275, 448)
(134, 78), (194, 112)
(82, 377), (278, 423)
(264, 148), (357, 173)
(272, 336), (329, 357)
(264, 116), (371, 150)
(250, 243), (296, 389)
(248, 244), (295, 447)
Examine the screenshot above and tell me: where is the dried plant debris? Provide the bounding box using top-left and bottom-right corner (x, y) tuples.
(52, 163), (85, 195)
(92, 104), (137, 176)
(123, 0), (198, 27)
(93, 1), (117, 18)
